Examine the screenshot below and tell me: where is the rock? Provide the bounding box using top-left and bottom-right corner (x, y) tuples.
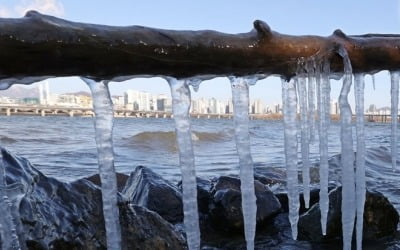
(276, 186), (335, 215)
(178, 177), (212, 214)
(122, 165), (183, 223)
(298, 186), (399, 242)
(209, 176), (281, 231)
(1, 147), (186, 249)
(85, 172), (129, 192)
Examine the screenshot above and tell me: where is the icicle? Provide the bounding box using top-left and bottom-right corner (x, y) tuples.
(317, 60), (330, 235)
(167, 77), (200, 250)
(337, 48), (356, 250)
(189, 78), (202, 92)
(82, 78), (121, 250)
(229, 76), (258, 250)
(297, 76), (310, 208)
(281, 78), (299, 240)
(371, 74), (376, 90)
(307, 72), (316, 143)
(390, 71), (400, 171)
(354, 73), (366, 250)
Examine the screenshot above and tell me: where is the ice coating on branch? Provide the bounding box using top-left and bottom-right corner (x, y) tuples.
(338, 48), (355, 250)
(281, 78), (299, 240)
(297, 76), (310, 208)
(390, 71), (400, 171)
(229, 76), (258, 250)
(82, 77), (121, 250)
(317, 61), (330, 235)
(354, 73), (366, 250)
(167, 77), (200, 250)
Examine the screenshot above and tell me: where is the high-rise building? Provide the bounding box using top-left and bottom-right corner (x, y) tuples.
(252, 99), (265, 114)
(330, 100), (339, 115)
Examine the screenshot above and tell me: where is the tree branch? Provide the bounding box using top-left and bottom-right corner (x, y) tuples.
(0, 11), (399, 82)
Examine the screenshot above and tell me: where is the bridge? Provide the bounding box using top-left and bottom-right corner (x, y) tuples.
(0, 105), (236, 119)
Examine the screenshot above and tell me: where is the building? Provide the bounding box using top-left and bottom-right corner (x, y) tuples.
(156, 94), (172, 112)
(330, 100), (339, 115)
(252, 99), (265, 114)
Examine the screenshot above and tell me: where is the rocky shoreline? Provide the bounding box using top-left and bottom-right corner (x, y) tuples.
(0, 147), (399, 249)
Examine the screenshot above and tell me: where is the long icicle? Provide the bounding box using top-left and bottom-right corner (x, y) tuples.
(230, 76), (258, 250)
(390, 71), (400, 171)
(167, 77), (200, 250)
(82, 78), (122, 250)
(307, 70), (316, 144)
(281, 78), (299, 240)
(298, 75), (310, 208)
(354, 73), (366, 250)
(337, 48), (356, 250)
(318, 60), (330, 235)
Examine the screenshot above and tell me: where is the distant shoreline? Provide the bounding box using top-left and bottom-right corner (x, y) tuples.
(0, 105), (396, 122)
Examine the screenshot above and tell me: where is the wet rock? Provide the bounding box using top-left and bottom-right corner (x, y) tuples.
(298, 187), (399, 242)
(122, 165), (183, 223)
(178, 177), (212, 214)
(85, 172), (129, 192)
(1, 148), (186, 249)
(209, 176), (281, 231)
(276, 186), (336, 215)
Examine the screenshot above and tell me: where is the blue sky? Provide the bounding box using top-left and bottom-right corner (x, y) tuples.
(0, 0), (399, 108)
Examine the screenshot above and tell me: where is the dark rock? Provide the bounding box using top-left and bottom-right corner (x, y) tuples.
(85, 172), (129, 192)
(178, 177), (212, 214)
(122, 165), (183, 223)
(1, 147), (186, 249)
(209, 176), (281, 231)
(298, 187), (399, 242)
(254, 172), (286, 186)
(276, 186), (335, 214)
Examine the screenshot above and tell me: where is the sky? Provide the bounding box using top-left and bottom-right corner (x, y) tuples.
(0, 0), (399, 108)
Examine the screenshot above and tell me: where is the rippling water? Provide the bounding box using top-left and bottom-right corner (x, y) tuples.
(0, 116), (399, 214)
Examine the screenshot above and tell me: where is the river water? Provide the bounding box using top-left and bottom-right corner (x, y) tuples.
(0, 116), (399, 215)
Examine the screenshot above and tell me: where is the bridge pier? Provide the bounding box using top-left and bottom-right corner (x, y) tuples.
(41, 110), (45, 117)
(6, 108), (10, 116)
(69, 111), (74, 117)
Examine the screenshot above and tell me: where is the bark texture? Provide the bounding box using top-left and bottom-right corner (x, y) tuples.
(0, 11), (399, 81)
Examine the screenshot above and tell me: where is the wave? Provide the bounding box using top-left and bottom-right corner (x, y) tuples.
(0, 135), (17, 144)
(124, 130), (230, 152)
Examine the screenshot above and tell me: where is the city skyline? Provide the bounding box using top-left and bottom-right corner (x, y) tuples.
(0, 82), (393, 116)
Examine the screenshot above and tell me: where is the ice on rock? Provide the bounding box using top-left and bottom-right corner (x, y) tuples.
(317, 61), (330, 235)
(82, 78), (122, 250)
(337, 48), (356, 250)
(0, 153), (24, 249)
(281, 78), (299, 240)
(297, 76), (310, 208)
(354, 74), (366, 250)
(167, 77), (200, 250)
(390, 71), (400, 171)
(229, 76), (258, 250)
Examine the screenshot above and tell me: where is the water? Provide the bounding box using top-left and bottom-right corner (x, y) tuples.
(1, 117), (400, 241)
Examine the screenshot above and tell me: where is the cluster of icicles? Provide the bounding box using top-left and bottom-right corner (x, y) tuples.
(1, 62), (400, 250)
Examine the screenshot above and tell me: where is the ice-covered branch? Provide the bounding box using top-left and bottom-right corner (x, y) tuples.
(1, 11), (400, 83)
